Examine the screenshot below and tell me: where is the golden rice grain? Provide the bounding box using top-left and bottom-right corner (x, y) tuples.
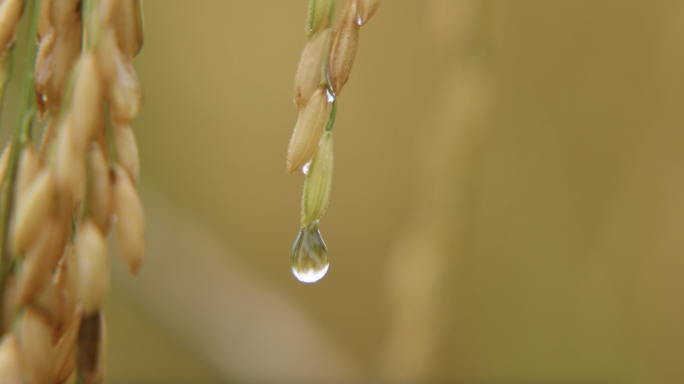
(287, 87), (330, 174)
(107, 49), (142, 122)
(12, 170), (57, 254)
(72, 54), (104, 147)
(327, 0), (360, 96)
(54, 246), (78, 338)
(113, 166), (145, 276)
(43, 12), (82, 115)
(98, 0), (123, 26)
(294, 28), (330, 109)
(54, 119), (86, 204)
(33, 277), (60, 326)
(54, 305), (82, 383)
(0, 0), (25, 52)
(88, 143), (113, 233)
(19, 307), (55, 384)
(0, 335), (24, 384)
(18, 222), (60, 304)
(112, 121), (140, 185)
(113, 0), (144, 59)
(74, 222), (110, 314)
(357, 0), (381, 25)
(48, 0), (80, 31)
(15, 145), (40, 204)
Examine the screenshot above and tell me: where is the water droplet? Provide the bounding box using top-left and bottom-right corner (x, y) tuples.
(356, 14), (364, 26)
(326, 88), (336, 103)
(291, 221), (329, 283)
(302, 160), (312, 175)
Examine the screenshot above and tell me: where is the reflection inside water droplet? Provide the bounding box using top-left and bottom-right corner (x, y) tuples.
(356, 14), (363, 26)
(302, 160), (312, 175)
(326, 89), (335, 103)
(291, 221), (329, 283)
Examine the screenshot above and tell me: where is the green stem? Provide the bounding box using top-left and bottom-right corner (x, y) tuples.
(0, 0), (42, 333)
(0, 45), (17, 136)
(325, 97), (337, 131)
(321, 0), (336, 131)
(82, 0), (100, 52)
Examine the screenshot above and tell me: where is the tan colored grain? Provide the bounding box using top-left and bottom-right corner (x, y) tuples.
(112, 121), (139, 185)
(357, 0), (381, 25)
(0, 0), (25, 52)
(286, 87), (330, 174)
(48, 0), (81, 31)
(113, 166), (145, 276)
(0, 335), (25, 384)
(113, 0), (143, 59)
(72, 54), (104, 147)
(12, 170), (57, 254)
(18, 221), (60, 304)
(75, 222), (110, 314)
(54, 118), (86, 205)
(107, 49), (142, 121)
(34, 28), (56, 119)
(54, 245), (78, 338)
(54, 305), (83, 382)
(294, 28), (330, 109)
(98, 0), (123, 26)
(88, 143), (113, 233)
(327, 0), (360, 96)
(46, 13), (82, 115)
(15, 145), (40, 205)
(19, 307), (55, 384)
(33, 277), (61, 327)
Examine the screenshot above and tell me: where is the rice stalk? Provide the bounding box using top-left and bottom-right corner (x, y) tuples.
(378, 1), (490, 381)
(0, 0), (146, 382)
(287, 0), (380, 283)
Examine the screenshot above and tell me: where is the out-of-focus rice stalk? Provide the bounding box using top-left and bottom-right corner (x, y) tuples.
(377, 1), (489, 382)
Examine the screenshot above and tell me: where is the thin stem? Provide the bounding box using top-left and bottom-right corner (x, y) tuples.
(0, 0), (42, 333)
(82, 0), (100, 52)
(0, 44), (17, 137)
(319, 0), (336, 87)
(325, 97), (337, 131)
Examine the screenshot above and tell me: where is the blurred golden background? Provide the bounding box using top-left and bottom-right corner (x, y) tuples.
(5, 0), (684, 382)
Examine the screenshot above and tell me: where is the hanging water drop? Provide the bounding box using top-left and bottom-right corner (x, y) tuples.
(291, 221), (329, 283)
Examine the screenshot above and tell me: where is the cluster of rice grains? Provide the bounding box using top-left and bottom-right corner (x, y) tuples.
(287, 0), (380, 283)
(0, 0), (145, 383)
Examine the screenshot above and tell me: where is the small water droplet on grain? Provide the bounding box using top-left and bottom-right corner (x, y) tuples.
(326, 89), (336, 103)
(356, 14), (363, 25)
(291, 221), (329, 283)
(302, 160), (312, 175)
